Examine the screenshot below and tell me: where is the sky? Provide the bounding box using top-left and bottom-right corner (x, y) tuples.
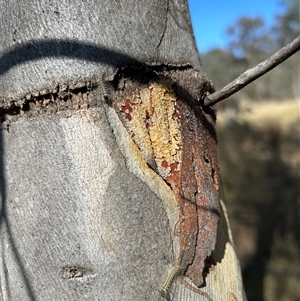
(187, 0), (285, 53)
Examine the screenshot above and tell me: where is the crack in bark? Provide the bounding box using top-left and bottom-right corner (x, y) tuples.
(0, 80), (101, 129)
(156, 0), (169, 50)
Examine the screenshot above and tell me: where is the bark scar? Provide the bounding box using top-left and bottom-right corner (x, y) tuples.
(114, 69), (220, 294)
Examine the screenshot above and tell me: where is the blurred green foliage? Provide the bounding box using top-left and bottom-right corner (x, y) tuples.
(201, 0), (299, 103)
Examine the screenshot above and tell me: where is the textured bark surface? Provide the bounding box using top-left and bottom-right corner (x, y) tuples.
(0, 0), (246, 300)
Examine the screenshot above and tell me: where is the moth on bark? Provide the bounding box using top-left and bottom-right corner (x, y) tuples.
(112, 66), (221, 294)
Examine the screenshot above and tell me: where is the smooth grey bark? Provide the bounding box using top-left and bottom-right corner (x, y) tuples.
(0, 109), (173, 301)
(0, 0), (246, 300)
(0, 0), (200, 99)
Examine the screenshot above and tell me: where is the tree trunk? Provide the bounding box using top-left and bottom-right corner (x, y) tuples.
(0, 0), (246, 300)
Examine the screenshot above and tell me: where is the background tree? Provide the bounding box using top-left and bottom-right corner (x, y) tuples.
(203, 1), (299, 101)
(272, 0), (299, 47)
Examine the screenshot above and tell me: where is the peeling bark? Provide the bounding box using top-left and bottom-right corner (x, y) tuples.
(114, 66), (220, 289)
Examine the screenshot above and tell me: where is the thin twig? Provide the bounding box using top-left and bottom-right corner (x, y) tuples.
(204, 35), (300, 107)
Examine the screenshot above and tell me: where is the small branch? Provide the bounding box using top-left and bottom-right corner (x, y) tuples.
(204, 35), (300, 107)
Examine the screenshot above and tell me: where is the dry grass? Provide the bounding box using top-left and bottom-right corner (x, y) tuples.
(217, 99), (299, 128)
(237, 99), (299, 133)
(217, 99), (300, 169)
